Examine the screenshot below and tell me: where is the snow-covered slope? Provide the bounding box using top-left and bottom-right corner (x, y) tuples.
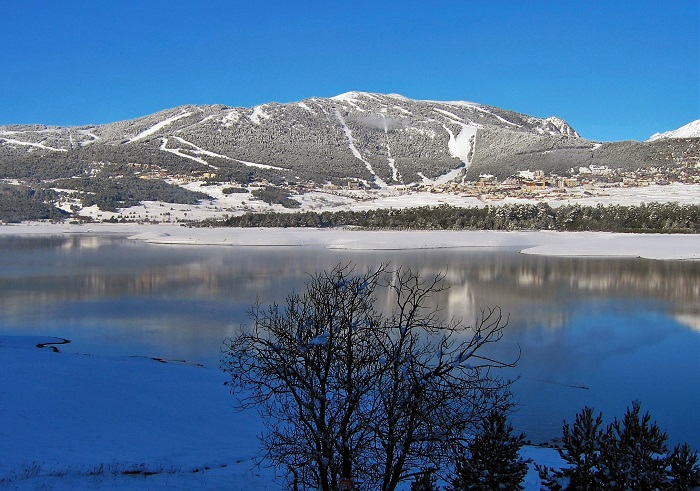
(1, 92), (697, 189)
(0, 92), (589, 186)
(648, 119), (700, 141)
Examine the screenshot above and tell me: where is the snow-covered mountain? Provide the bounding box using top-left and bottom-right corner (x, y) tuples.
(0, 92), (697, 187)
(648, 119), (700, 142)
(0, 92), (585, 185)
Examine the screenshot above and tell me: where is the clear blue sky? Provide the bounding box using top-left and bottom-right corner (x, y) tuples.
(1, 1), (697, 142)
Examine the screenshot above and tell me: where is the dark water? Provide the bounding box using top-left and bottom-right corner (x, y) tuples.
(1, 234), (699, 448)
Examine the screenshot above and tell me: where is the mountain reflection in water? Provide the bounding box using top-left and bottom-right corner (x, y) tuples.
(1, 234), (698, 447)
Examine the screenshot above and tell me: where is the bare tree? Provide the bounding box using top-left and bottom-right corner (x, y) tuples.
(222, 264), (516, 491)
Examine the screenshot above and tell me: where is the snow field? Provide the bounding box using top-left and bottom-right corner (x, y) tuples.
(0, 336), (275, 490)
(0, 336), (563, 489)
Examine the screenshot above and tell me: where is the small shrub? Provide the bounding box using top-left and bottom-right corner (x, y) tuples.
(251, 186), (300, 208)
(221, 186), (248, 194)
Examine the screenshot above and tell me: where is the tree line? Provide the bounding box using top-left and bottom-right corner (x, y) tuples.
(198, 202), (700, 234)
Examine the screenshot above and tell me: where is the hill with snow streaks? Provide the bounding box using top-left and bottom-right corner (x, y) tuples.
(0, 92), (697, 192)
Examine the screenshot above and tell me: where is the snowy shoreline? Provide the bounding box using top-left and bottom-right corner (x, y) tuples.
(1, 222), (699, 260)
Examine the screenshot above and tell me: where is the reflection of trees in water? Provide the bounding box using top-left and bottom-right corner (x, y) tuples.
(1, 237), (699, 332)
(349, 253), (700, 332)
(0, 235), (68, 250)
(466, 253), (699, 303)
(368, 253), (700, 332)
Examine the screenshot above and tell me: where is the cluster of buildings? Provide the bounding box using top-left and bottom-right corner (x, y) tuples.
(126, 157), (700, 203)
(418, 161), (700, 200)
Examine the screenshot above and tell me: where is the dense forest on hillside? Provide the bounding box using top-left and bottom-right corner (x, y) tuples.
(0, 184), (67, 223)
(197, 202), (700, 234)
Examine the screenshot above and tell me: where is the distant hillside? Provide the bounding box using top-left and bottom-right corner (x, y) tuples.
(0, 92), (698, 221)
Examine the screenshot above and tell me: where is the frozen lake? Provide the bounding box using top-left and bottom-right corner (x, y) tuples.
(1, 233), (699, 448)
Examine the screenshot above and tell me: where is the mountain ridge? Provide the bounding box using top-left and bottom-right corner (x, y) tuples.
(0, 92), (697, 190)
(648, 119), (700, 142)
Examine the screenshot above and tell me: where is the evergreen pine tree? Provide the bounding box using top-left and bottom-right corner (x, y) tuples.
(539, 401), (700, 491)
(538, 406), (606, 491)
(668, 443), (700, 491)
(600, 401), (669, 491)
(448, 410), (529, 491)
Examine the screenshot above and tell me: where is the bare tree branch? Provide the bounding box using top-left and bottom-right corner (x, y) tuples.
(222, 264), (516, 491)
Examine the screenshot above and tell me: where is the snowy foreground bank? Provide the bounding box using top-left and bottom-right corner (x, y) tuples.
(1, 222), (699, 260)
(0, 336), (563, 490)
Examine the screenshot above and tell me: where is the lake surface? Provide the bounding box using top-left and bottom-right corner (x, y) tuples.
(1, 233), (699, 448)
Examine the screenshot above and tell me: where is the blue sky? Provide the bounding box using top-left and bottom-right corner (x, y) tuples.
(1, 1), (697, 142)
